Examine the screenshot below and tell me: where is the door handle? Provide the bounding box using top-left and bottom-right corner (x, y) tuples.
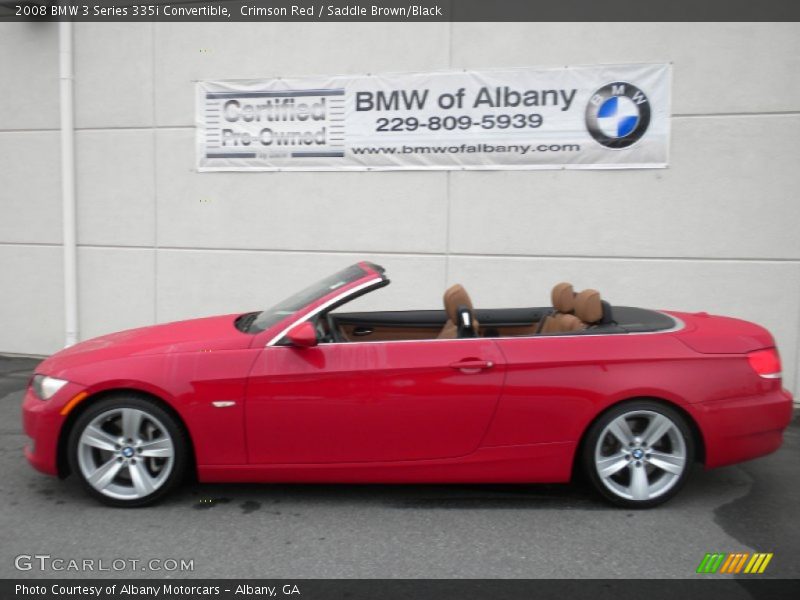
(352, 327), (373, 337)
(449, 359), (494, 372)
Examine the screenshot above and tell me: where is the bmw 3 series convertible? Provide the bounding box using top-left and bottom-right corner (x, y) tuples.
(23, 262), (793, 508)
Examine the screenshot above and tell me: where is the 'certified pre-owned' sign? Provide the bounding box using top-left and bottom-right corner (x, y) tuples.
(196, 63), (670, 171)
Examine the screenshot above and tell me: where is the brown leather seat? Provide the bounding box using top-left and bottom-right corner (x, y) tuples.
(551, 282), (576, 313)
(574, 289), (604, 326)
(437, 284), (480, 339)
(538, 282), (583, 334)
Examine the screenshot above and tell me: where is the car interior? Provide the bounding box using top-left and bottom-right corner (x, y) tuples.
(310, 281), (675, 344)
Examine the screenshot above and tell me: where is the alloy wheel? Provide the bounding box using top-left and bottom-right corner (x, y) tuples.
(593, 410), (687, 502)
(76, 407), (175, 501)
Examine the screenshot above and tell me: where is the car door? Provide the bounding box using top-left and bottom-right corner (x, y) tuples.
(245, 337), (506, 464)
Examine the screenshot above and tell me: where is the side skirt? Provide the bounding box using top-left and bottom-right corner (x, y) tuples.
(198, 442), (575, 484)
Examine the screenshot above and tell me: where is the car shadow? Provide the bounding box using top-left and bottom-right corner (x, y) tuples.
(156, 463), (744, 513)
(164, 479), (609, 512)
(39, 473), (617, 512)
(28, 460), (743, 514)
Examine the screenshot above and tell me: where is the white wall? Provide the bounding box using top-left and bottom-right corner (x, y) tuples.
(0, 22), (798, 398)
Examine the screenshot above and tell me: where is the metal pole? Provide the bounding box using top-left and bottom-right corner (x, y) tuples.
(59, 19), (78, 347)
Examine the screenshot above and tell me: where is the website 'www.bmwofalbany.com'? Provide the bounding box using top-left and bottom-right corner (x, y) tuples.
(350, 142), (582, 156)
(13, 553), (194, 573)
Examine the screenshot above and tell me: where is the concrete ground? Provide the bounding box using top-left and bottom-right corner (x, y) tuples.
(1, 355), (797, 579)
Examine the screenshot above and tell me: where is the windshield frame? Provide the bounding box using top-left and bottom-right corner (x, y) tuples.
(247, 262), (387, 345)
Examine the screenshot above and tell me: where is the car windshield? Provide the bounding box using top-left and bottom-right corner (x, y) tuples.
(247, 264), (370, 333)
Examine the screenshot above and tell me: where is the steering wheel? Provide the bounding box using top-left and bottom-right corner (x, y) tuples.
(314, 318), (334, 344)
(326, 313), (345, 343)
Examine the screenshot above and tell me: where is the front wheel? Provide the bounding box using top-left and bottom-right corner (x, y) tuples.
(67, 395), (188, 507)
(582, 401), (694, 508)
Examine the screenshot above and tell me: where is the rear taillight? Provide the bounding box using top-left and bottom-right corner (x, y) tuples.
(747, 348), (782, 379)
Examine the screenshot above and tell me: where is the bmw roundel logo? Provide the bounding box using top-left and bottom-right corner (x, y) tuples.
(585, 82), (651, 149)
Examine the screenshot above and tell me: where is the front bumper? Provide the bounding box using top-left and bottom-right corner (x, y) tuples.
(22, 383), (84, 476)
(697, 387), (794, 469)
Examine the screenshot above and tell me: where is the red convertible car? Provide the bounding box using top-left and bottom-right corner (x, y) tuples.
(23, 262), (793, 508)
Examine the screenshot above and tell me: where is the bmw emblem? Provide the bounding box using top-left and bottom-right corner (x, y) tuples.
(585, 82), (651, 149)
(122, 446), (135, 458)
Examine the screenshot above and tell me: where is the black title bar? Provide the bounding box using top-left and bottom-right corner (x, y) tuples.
(2, 0), (800, 22)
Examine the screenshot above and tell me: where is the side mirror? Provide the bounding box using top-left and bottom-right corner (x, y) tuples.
(285, 321), (318, 348)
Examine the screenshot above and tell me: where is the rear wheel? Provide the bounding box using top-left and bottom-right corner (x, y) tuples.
(583, 401), (694, 508)
(67, 395), (188, 507)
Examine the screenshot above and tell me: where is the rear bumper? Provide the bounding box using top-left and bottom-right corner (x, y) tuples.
(697, 387), (794, 469)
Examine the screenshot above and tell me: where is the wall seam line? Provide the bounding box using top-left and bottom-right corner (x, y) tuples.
(2, 111), (799, 135)
(4, 242), (800, 264)
(444, 15), (454, 287)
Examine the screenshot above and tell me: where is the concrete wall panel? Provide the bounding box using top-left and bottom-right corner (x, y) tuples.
(74, 23), (154, 129)
(0, 23), (59, 130)
(0, 131), (62, 244)
(0, 245), (64, 355)
(76, 130), (155, 246)
(77, 247), (155, 340)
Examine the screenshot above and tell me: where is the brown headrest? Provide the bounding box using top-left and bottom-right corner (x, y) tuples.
(551, 282), (575, 313)
(575, 289), (603, 324)
(443, 284), (474, 322)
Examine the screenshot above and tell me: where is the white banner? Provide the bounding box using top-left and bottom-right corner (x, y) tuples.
(196, 63), (670, 171)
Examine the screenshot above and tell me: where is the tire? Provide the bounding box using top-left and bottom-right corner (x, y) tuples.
(67, 394), (188, 507)
(582, 400), (694, 509)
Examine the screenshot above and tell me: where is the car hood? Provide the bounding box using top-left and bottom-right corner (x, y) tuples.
(38, 314), (254, 376)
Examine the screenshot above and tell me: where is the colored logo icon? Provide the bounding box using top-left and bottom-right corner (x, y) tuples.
(696, 552), (774, 574)
(586, 82), (651, 149)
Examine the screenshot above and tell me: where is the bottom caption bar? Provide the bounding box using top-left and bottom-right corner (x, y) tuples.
(5, 579), (800, 600)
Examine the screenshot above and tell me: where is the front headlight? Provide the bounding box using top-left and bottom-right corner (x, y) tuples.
(31, 375), (69, 400)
